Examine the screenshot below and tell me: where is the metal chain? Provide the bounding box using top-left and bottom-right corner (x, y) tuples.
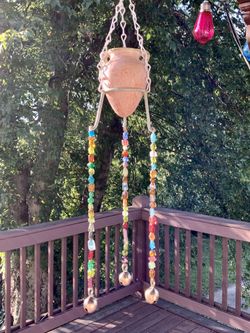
(120, 2), (127, 48)
(128, 0), (151, 92)
(98, 0), (151, 92)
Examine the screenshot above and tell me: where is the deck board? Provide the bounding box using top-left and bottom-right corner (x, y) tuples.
(49, 296), (243, 333)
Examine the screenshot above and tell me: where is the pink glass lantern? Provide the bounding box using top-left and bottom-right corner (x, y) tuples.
(193, 1), (215, 45)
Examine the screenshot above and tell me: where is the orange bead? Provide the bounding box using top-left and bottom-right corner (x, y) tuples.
(123, 199), (128, 207)
(88, 155), (95, 163)
(88, 184), (95, 192)
(149, 189), (156, 196)
(122, 151), (129, 157)
(149, 270), (155, 279)
(150, 170), (157, 178)
(149, 232), (155, 241)
(150, 202), (157, 208)
(149, 250), (156, 257)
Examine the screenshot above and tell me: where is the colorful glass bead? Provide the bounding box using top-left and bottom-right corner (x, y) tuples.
(150, 208), (155, 216)
(150, 240), (155, 250)
(149, 250), (156, 257)
(150, 132), (157, 143)
(148, 262), (156, 269)
(88, 176), (95, 184)
(123, 132), (128, 140)
(89, 168), (95, 175)
(88, 239), (96, 251)
(149, 269), (156, 279)
(88, 155), (95, 163)
(88, 162), (95, 169)
(88, 130), (95, 137)
(149, 232), (155, 241)
(149, 224), (155, 233)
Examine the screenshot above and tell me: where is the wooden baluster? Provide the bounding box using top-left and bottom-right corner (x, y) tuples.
(61, 238), (67, 312)
(132, 221), (137, 281)
(136, 219), (146, 283)
(105, 226), (111, 293)
(164, 225), (170, 289)
(48, 241), (54, 316)
(20, 248), (26, 328)
(145, 222), (149, 283)
(185, 230), (191, 297)
(4, 251), (11, 333)
(222, 237), (228, 311)
(197, 232), (203, 302)
(235, 240), (242, 316)
(72, 235), (78, 308)
(84, 233), (88, 298)
(209, 235), (215, 306)
(155, 223), (160, 286)
(34, 244), (41, 323)
(114, 225), (120, 289)
(174, 228), (180, 293)
(95, 229), (101, 297)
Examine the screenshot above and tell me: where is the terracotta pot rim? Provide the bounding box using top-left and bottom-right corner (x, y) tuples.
(103, 47), (150, 60)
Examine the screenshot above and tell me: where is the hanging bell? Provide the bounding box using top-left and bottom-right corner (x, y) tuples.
(119, 270), (133, 286)
(83, 295), (98, 314)
(144, 285), (159, 304)
(99, 48), (150, 118)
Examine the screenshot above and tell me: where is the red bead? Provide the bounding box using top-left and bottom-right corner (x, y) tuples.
(88, 251), (94, 260)
(149, 216), (158, 225)
(122, 151), (129, 157)
(149, 224), (155, 233)
(123, 223), (128, 230)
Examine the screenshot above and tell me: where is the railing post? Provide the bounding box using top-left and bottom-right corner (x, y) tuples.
(132, 196), (149, 287)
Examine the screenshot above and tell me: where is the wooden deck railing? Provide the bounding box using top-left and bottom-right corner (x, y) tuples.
(0, 196), (250, 333)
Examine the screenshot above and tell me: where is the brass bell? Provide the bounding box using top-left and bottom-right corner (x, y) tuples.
(119, 271), (133, 286)
(83, 295), (98, 313)
(144, 286), (159, 304)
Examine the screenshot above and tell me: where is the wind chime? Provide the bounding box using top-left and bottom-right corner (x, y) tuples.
(84, 0), (159, 313)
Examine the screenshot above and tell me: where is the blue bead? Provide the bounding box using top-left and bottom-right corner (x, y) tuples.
(122, 157), (129, 163)
(150, 132), (157, 143)
(88, 130), (95, 137)
(150, 208), (155, 216)
(88, 176), (95, 184)
(150, 241), (155, 250)
(122, 184), (128, 191)
(123, 132), (128, 140)
(243, 41), (250, 61)
(151, 164), (157, 170)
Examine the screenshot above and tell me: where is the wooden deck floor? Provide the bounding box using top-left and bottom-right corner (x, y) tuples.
(49, 296), (243, 333)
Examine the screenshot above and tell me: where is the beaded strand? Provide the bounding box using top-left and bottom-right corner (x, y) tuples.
(87, 129), (96, 296)
(148, 131), (158, 286)
(121, 126), (129, 271)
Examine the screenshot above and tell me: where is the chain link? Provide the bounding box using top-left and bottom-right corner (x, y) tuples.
(98, 0), (151, 93)
(128, 0), (151, 92)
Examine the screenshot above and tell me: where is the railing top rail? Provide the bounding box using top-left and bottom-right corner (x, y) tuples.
(142, 207), (250, 242)
(0, 207), (141, 252)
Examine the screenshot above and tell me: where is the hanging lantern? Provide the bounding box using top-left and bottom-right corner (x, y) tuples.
(243, 40), (250, 60)
(193, 1), (214, 45)
(238, 0), (250, 48)
(84, 0), (159, 313)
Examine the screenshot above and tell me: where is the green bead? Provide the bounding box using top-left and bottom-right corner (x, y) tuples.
(88, 163), (95, 169)
(88, 197), (94, 204)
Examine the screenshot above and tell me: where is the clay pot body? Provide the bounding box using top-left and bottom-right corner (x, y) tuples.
(238, 0), (250, 46)
(99, 48), (149, 118)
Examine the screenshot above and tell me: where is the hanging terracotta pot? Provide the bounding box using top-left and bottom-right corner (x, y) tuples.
(99, 48), (150, 118)
(238, 0), (250, 47)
